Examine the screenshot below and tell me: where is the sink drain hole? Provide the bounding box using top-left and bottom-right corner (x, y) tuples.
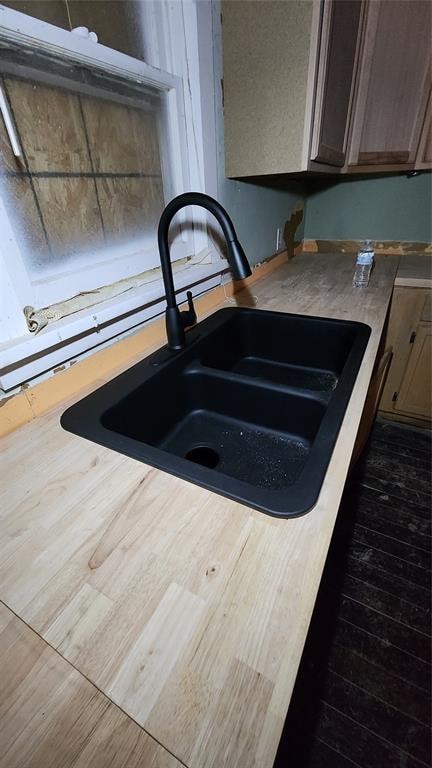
(185, 446), (220, 469)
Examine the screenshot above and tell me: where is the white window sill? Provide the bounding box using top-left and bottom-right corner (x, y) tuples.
(0, 261), (226, 391)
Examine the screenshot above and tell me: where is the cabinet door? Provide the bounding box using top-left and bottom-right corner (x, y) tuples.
(310, 0), (362, 167)
(348, 0), (432, 170)
(416, 92), (432, 169)
(379, 287), (429, 412)
(395, 323), (432, 420)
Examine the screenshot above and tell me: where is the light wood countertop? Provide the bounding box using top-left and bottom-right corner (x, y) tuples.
(0, 253), (398, 768)
(394, 253), (432, 288)
(0, 603), (182, 767)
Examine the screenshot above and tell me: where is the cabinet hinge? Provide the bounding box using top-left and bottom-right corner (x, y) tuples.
(409, 331), (416, 343)
(392, 391), (398, 402)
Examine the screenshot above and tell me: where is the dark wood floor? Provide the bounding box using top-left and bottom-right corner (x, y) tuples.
(275, 418), (431, 768)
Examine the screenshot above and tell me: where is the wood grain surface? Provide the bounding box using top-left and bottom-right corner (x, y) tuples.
(80, 97), (161, 175)
(394, 254), (432, 289)
(379, 287), (428, 408)
(96, 177), (164, 242)
(33, 176), (105, 258)
(0, 603), (183, 768)
(0, 254), (398, 767)
(5, 78), (92, 173)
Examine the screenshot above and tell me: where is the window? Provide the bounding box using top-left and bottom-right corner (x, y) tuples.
(0, 3), (221, 389)
(1, 73), (170, 305)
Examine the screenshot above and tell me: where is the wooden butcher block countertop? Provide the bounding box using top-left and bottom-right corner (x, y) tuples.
(0, 253), (398, 768)
(394, 253), (432, 288)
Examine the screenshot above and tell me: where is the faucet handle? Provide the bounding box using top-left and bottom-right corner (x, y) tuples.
(187, 291), (197, 322)
(180, 290), (197, 329)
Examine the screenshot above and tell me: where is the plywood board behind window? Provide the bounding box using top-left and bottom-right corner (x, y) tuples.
(80, 97), (161, 175)
(33, 178), (105, 261)
(0, 76), (166, 278)
(97, 177), (164, 244)
(0, 103), (48, 258)
(5, 78), (93, 173)
(1, 175), (48, 257)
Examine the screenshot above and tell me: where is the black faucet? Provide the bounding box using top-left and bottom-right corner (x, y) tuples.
(158, 192), (251, 350)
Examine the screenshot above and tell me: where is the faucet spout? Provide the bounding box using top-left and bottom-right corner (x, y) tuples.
(158, 192), (251, 350)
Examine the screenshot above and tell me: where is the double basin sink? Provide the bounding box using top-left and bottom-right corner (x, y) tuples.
(61, 308), (370, 518)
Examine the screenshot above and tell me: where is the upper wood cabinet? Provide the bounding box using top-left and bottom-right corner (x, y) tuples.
(222, 0), (432, 177)
(310, 0), (362, 167)
(348, 0), (432, 171)
(417, 96), (432, 169)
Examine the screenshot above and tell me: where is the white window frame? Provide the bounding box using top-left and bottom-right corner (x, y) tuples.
(0, 1), (224, 390)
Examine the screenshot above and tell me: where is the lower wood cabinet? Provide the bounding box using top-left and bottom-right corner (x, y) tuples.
(379, 286), (431, 424)
(395, 323), (431, 420)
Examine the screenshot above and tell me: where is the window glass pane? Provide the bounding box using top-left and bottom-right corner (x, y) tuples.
(0, 73), (167, 279)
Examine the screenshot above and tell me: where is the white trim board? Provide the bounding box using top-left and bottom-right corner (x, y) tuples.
(0, 5), (178, 89)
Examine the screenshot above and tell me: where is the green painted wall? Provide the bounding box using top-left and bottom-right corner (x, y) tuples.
(304, 173), (432, 243)
(218, 177), (305, 266)
(216, 125), (306, 268)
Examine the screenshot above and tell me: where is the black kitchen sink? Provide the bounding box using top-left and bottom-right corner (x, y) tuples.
(61, 308), (371, 518)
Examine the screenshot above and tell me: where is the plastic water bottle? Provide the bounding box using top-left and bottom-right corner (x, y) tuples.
(353, 240), (374, 287)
